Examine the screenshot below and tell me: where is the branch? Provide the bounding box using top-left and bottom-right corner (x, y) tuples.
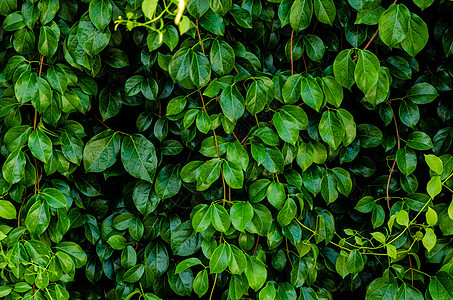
(386, 103), (401, 211)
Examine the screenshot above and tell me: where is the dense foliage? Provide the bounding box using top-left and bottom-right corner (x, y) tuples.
(0, 0), (453, 298)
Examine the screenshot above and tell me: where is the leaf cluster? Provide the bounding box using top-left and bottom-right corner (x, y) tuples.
(0, 0), (453, 298)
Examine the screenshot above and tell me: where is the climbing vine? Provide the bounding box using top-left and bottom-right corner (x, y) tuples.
(0, 0), (453, 298)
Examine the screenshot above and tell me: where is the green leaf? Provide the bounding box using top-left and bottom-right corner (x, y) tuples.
(107, 235), (127, 250)
(142, 0), (158, 19)
(300, 74), (324, 112)
(99, 88), (122, 121)
(401, 13), (428, 56)
(210, 39), (235, 76)
(190, 50), (211, 88)
(426, 206), (438, 226)
(364, 67), (391, 107)
(396, 147), (417, 176)
(77, 13), (111, 56)
(313, 0), (335, 25)
(425, 154), (443, 175)
(427, 175), (442, 199)
(0, 200), (17, 219)
(2, 11), (25, 31)
(227, 140), (249, 171)
(259, 282), (277, 300)
(332, 167), (353, 196)
(230, 4), (252, 28)
(199, 11), (225, 36)
(282, 74), (302, 104)
(335, 254), (349, 278)
(192, 204), (211, 232)
(83, 130), (121, 173)
(303, 34), (325, 63)
(104, 48), (130, 69)
(210, 243), (232, 273)
(365, 276), (398, 299)
(429, 272), (453, 299)
(406, 132), (433, 150)
(46, 64), (68, 94)
(124, 264), (145, 283)
(4, 125), (32, 152)
(322, 76), (343, 108)
(246, 77), (274, 115)
(321, 171), (338, 204)
(60, 132), (83, 166)
(38, 22), (60, 57)
(210, 203), (231, 232)
(333, 49), (356, 89)
(28, 129), (52, 163)
(267, 182), (286, 210)
(155, 165), (181, 199)
(25, 199), (50, 235)
(2, 150), (26, 185)
(273, 111), (299, 145)
(89, 0), (112, 31)
(413, 0), (434, 10)
(290, 0), (313, 31)
(422, 227), (436, 251)
(229, 245), (246, 274)
(41, 188), (66, 209)
(347, 249), (364, 274)
(245, 256), (267, 291)
(193, 270), (209, 297)
(277, 198), (297, 226)
(38, 0), (59, 24)
(222, 161), (243, 189)
(220, 85), (245, 122)
(175, 257), (202, 274)
(354, 50), (380, 93)
(378, 4), (410, 48)
(336, 109), (356, 146)
(355, 4), (384, 25)
(406, 83), (438, 104)
(357, 123), (383, 148)
(14, 71), (38, 104)
(297, 142), (314, 171)
(319, 111), (345, 150)
(230, 201), (254, 232)
(210, 0), (231, 16)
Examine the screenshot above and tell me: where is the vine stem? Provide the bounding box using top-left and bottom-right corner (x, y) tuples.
(386, 103), (401, 211)
(302, 54), (308, 73)
(409, 254), (414, 286)
(353, 0), (398, 62)
(33, 54), (45, 195)
(90, 111), (111, 129)
(208, 273), (218, 300)
(195, 20), (205, 55)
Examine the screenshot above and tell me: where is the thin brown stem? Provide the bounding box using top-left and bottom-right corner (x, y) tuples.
(354, 0), (398, 62)
(212, 129), (221, 158)
(302, 55), (308, 73)
(386, 103), (400, 211)
(409, 255), (414, 286)
(195, 20), (205, 55)
(198, 90), (209, 114)
(252, 235), (260, 256)
(90, 111), (111, 130)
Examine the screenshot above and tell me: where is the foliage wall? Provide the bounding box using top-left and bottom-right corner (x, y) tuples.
(0, 0), (453, 298)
